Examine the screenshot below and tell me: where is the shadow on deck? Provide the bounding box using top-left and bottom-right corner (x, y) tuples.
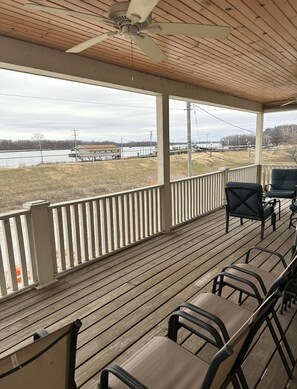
(0, 200), (296, 388)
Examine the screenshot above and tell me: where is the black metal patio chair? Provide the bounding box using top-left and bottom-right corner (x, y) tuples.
(99, 292), (280, 389)
(265, 168), (297, 200)
(209, 246), (297, 378)
(0, 319), (81, 389)
(225, 181), (276, 240)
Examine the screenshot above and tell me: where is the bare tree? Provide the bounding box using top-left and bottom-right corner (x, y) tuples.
(32, 133), (45, 163)
(283, 129), (297, 164)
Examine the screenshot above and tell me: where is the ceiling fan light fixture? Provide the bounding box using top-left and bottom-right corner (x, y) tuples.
(121, 24), (140, 40)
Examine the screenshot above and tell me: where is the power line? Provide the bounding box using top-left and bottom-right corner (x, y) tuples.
(0, 92), (155, 110)
(193, 104), (255, 134)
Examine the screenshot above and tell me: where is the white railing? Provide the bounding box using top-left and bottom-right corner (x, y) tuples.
(228, 164), (258, 183)
(171, 171), (225, 226)
(0, 209), (38, 297)
(50, 186), (162, 273)
(0, 164), (274, 298)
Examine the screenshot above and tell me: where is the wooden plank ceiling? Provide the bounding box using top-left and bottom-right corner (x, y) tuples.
(1, 0), (297, 108)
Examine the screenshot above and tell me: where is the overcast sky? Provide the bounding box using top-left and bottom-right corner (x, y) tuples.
(1, 68), (297, 143)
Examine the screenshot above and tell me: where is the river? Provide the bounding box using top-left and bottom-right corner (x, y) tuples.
(0, 143), (224, 168)
(0, 147), (156, 168)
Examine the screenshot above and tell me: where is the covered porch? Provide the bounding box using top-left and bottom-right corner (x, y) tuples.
(1, 1), (297, 387)
(0, 198), (296, 388)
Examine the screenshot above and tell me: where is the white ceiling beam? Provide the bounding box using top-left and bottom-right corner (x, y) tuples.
(0, 36), (262, 113)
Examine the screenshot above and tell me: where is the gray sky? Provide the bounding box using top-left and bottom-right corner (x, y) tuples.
(0, 68), (297, 143)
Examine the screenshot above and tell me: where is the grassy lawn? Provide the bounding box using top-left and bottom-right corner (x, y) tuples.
(1, 147), (293, 213)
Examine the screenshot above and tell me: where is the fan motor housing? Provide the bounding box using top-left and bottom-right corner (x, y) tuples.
(109, 1), (151, 28)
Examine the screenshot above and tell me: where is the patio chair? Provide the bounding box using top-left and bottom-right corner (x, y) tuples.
(170, 251), (295, 380)
(265, 168), (297, 200)
(225, 182), (276, 240)
(99, 292), (279, 389)
(0, 319), (81, 389)
(209, 246), (297, 377)
(289, 198), (297, 228)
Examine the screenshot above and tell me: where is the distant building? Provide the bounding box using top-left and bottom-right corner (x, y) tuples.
(69, 144), (121, 161)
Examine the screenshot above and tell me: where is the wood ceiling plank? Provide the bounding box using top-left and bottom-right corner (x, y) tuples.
(233, 0), (297, 59)
(1, 0), (297, 105)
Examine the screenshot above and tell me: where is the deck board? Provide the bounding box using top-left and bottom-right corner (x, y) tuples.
(0, 201), (296, 388)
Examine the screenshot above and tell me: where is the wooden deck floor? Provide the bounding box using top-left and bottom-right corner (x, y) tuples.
(0, 201), (297, 388)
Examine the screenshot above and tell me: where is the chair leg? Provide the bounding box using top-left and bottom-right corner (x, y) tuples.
(226, 213), (229, 233)
(272, 213), (276, 231)
(265, 316), (293, 378)
(261, 221), (265, 240)
(240, 218), (243, 225)
(289, 213), (295, 229)
(271, 310), (295, 366)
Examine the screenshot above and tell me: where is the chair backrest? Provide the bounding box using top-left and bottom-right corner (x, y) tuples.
(0, 319), (81, 389)
(271, 169), (297, 191)
(202, 292), (279, 389)
(225, 182), (264, 218)
(266, 253), (297, 297)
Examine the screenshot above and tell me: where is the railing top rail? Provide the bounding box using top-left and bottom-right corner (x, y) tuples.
(228, 164), (258, 172)
(262, 163), (297, 167)
(49, 184), (163, 208)
(171, 169), (224, 185)
(0, 208), (30, 220)
(171, 164), (258, 185)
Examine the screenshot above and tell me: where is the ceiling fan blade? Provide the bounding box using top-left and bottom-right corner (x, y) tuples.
(280, 100), (296, 107)
(126, 0), (159, 24)
(147, 23), (230, 39)
(25, 3), (114, 26)
(135, 34), (166, 62)
(66, 32), (119, 53)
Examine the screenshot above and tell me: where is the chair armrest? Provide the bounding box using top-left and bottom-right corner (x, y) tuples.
(168, 309), (226, 347)
(294, 185), (297, 197)
(212, 271), (264, 303)
(262, 199), (275, 209)
(245, 246), (287, 267)
(100, 364), (148, 389)
(33, 329), (49, 341)
(222, 264), (268, 294)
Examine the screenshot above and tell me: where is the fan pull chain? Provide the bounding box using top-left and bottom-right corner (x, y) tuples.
(130, 40), (134, 81)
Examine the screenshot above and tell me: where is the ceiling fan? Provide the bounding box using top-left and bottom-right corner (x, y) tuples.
(25, 0), (230, 63)
(280, 97), (297, 107)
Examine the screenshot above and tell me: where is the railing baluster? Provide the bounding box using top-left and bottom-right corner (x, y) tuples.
(65, 205), (75, 268)
(3, 219), (18, 291)
(88, 201), (95, 260)
(14, 215), (29, 286)
(101, 198), (108, 254)
(80, 202), (88, 261)
(24, 213), (38, 281)
(56, 207), (66, 271)
(0, 246), (7, 297)
(72, 204), (82, 264)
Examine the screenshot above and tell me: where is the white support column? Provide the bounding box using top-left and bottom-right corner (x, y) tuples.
(23, 200), (57, 288)
(157, 94), (171, 233)
(255, 112), (264, 183)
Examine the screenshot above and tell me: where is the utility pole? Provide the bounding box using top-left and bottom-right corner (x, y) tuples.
(187, 102), (192, 177)
(121, 137), (124, 158)
(149, 130), (153, 155)
(70, 129), (79, 162)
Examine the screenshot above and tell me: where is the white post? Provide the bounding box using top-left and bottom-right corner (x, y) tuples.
(187, 102), (192, 177)
(255, 111), (264, 183)
(219, 167), (229, 205)
(23, 200), (57, 288)
(157, 94), (171, 233)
